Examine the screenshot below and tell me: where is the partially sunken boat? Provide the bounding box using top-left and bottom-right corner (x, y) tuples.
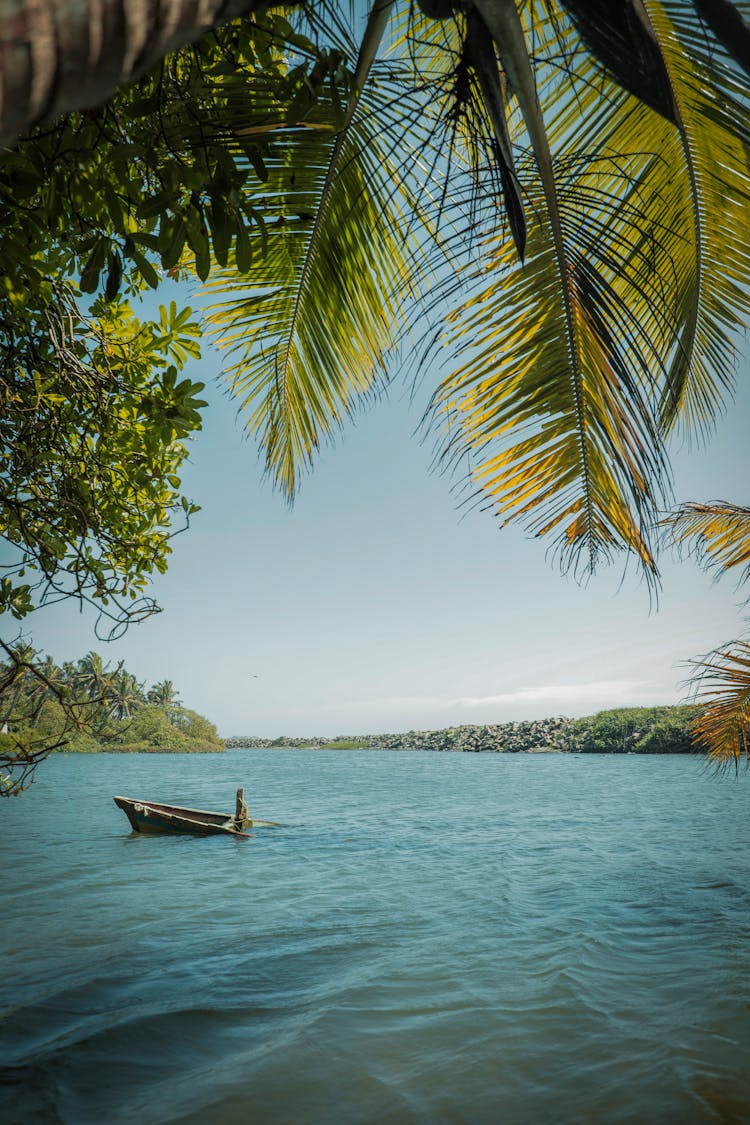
(114, 787), (281, 837)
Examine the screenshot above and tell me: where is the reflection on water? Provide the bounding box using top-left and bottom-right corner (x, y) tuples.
(1, 750), (749, 1123)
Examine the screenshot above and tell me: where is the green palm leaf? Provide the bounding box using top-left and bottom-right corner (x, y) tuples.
(424, 4), (681, 578)
(203, 0), (434, 498)
(197, 0), (749, 581)
(644, 0), (750, 434)
(419, 0), (750, 575)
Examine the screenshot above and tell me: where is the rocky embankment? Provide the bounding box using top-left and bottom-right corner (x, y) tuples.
(226, 716), (572, 753)
(227, 705), (699, 755)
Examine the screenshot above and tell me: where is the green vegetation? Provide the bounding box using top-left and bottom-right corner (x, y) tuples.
(664, 505), (750, 765)
(0, 648), (222, 790)
(0, 11), (333, 633)
(561, 707), (698, 755)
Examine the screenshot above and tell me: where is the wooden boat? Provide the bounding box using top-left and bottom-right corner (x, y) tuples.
(114, 788), (282, 837)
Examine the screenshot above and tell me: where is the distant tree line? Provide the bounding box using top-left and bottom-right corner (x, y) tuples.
(0, 645), (223, 792)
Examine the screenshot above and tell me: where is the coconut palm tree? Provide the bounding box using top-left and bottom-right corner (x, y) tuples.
(203, 0), (749, 577)
(107, 669), (146, 720)
(26, 655), (63, 728)
(76, 652), (110, 701)
(201, 0), (750, 764)
(147, 680), (182, 710)
(0, 642), (38, 725)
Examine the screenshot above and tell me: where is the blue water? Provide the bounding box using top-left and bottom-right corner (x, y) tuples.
(1, 750), (749, 1124)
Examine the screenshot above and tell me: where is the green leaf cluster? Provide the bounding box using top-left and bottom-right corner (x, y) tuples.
(562, 706), (698, 755)
(0, 12), (351, 791)
(0, 290), (205, 627)
(0, 11), (345, 297)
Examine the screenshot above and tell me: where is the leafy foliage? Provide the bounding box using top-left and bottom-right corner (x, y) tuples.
(0, 11), (329, 300)
(1, 293), (205, 629)
(199, 2), (750, 588)
(0, 11), (347, 788)
(419, 0), (748, 581)
(0, 10), (348, 631)
(562, 706), (698, 755)
(204, 0), (428, 496)
(664, 503), (750, 587)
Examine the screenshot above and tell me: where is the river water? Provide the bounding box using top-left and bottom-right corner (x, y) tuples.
(1, 750), (749, 1124)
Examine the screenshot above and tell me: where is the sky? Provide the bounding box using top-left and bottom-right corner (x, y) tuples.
(8, 284), (750, 738)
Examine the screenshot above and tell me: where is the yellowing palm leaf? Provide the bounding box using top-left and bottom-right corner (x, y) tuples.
(690, 641), (750, 767)
(664, 502), (750, 585)
(419, 0), (750, 576)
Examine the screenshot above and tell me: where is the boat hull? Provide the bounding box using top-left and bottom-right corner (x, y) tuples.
(114, 796), (251, 837)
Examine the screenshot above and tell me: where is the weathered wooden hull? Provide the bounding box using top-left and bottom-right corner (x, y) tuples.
(114, 796), (251, 837)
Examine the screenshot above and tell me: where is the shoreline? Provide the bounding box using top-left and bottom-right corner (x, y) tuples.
(226, 707), (700, 755)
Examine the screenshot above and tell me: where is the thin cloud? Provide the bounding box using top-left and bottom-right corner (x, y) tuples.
(328, 680), (670, 713)
(452, 681), (654, 706)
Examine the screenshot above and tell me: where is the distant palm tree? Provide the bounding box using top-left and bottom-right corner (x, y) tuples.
(76, 652), (110, 701)
(61, 662), (78, 693)
(108, 670), (146, 720)
(0, 643), (37, 725)
(27, 655), (63, 728)
(147, 680), (182, 710)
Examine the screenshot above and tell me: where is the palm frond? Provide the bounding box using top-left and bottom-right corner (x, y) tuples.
(422, 3), (682, 579)
(464, 8), (527, 257)
(429, 189), (669, 579)
(203, 0), (435, 498)
(663, 502), (750, 584)
(558, 0), (677, 122)
(689, 641), (750, 767)
(415, 0), (750, 576)
(643, 0), (750, 435)
(194, 0), (749, 583)
(692, 0), (750, 78)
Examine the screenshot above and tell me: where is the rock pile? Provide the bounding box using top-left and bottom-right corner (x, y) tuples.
(227, 716), (572, 753)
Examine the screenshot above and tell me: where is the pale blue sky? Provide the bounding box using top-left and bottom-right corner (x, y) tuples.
(13, 281), (750, 738)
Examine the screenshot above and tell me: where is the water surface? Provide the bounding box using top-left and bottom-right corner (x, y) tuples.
(1, 750), (749, 1123)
